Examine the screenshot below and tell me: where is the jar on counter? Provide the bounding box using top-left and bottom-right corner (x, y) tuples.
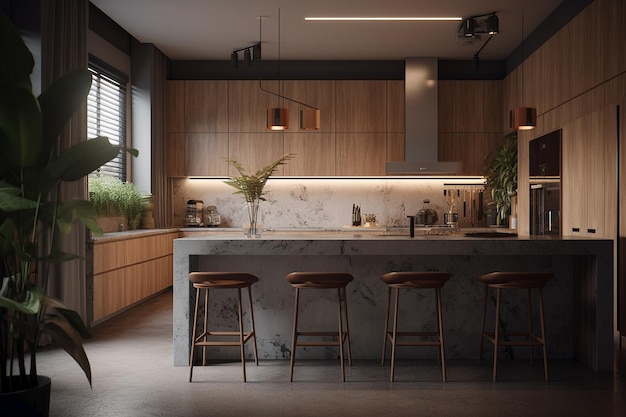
(416, 199), (438, 225)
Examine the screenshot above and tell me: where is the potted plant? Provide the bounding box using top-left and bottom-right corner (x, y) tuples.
(484, 132), (518, 225)
(224, 153), (294, 237)
(0, 12), (135, 415)
(88, 175), (145, 231)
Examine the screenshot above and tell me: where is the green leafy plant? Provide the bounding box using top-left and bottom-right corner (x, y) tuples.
(88, 175), (144, 230)
(484, 133), (518, 224)
(0, 11), (136, 395)
(224, 153), (294, 202)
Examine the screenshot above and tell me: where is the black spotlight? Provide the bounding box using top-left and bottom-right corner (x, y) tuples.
(485, 14), (499, 35)
(231, 51), (238, 68)
(244, 48), (252, 67)
(252, 42), (262, 61)
(461, 18), (475, 37)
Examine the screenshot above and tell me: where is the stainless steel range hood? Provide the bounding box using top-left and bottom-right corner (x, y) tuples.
(385, 58), (462, 175)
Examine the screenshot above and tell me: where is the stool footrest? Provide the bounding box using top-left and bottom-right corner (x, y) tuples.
(482, 331), (545, 346)
(194, 331), (255, 346)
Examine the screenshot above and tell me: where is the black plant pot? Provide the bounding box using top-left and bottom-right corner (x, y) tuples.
(0, 375), (51, 417)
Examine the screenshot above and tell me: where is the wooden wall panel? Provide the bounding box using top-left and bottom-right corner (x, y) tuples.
(438, 81), (455, 133)
(228, 132), (286, 176)
(386, 80), (405, 133)
(605, 0), (626, 79)
(438, 132), (503, 176)
(336, 133), (387, 175)
(282, 80), (336, 132)
(336, 81), (387, 132)
(283, 133), (336, 176)
(184, 133), (229, 176)
(166, 133), (185, 177)
(184, 80), (229, 132)
(166, 81), (184, 133)
(229, 80), (281, 132)
(386, 133), (405, 163)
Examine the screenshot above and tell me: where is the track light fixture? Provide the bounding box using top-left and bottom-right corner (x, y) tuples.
(460, 18), (475, 37)
(458, 12), (499, 38)
(230, 42), (261, 68)
(485, 13), (499, 35)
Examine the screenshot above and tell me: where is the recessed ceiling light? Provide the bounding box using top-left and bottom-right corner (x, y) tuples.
(305, 17), (462, 21)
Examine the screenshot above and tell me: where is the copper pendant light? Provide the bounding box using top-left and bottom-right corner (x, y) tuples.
(267, 108), (289, 130)
(299, 108), (320, 130)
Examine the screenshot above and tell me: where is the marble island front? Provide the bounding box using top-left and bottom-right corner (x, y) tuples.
(173, 231), (613, 372)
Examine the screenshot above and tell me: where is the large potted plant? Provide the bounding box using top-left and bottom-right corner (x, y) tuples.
(0, 12), (134, 415)
(224, 153), (294, 237)
(484, 132), (518, 225)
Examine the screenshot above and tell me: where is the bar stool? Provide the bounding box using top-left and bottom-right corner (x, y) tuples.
(477, 271), (553, 382)
(188, 272), (259, 382)
(381, 271), (451, 382)
(285, 272), (353, 382)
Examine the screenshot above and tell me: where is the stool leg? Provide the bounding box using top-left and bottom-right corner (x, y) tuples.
(247, 285), (259, 365)
(436, 287), (447, 382)
(478, 285), (488, 366)
(538, 288), (549, 382)
(189, 287), (201, 382)
(493, 288), (501, 382)
(341, 287), (353, 366)
(337, 288), (345, 382)
(237, 288), (247, 382)
(527, 288), (534, 365)
(202, 288), (209, 366)
(390, 288), (400, 382)
(289, 288), (300, 382)
(382, 287), (392, 366)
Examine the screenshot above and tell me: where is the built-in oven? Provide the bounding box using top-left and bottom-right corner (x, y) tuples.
(530, 181), (561, 235)
(529, 129), (561, 235)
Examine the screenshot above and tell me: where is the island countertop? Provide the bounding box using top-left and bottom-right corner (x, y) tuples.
(173, 232), (613, 372)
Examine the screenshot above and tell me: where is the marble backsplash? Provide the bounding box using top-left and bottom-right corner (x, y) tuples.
(171, 177), (487, 229)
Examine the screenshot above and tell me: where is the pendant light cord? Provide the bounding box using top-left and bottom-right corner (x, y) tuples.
(521, 8), (525, 107)
(257, 10), (318, 110)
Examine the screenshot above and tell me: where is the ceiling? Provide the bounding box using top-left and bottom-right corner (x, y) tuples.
(91, 0), (564, 62)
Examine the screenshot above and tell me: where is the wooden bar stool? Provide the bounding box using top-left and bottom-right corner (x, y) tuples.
(188, 272), (259, 382)
(381, 271), (451, 382)
(477, 271), (553, 382)
(286, 272), (353, 382)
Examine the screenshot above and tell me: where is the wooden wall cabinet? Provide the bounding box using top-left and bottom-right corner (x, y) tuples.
(89, 231), (178, 325)
(166, 79), (501, 177)
(438, 80), (504, 175)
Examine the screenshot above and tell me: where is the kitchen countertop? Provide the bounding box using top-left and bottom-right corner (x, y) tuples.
(172, 232), (613, 371)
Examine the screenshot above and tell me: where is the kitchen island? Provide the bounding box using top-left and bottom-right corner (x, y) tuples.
(173, 231), (613, 372)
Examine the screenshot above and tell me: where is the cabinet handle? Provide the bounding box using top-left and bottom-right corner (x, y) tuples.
(572, 228), (580, 232)
(587, 229), (596, 234)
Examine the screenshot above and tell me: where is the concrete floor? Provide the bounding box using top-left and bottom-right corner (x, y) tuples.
(38, 290), (626, 417)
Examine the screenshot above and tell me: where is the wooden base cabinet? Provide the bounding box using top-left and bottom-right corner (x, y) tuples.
(89, 231), (178, 326)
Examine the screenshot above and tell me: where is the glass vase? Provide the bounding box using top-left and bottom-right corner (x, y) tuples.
(243, 200), (263, 238)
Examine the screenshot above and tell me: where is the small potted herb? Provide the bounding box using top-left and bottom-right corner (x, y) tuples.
(88, 175), (145, 231)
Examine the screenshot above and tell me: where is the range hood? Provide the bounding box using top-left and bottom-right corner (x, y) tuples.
(385, 58), (462, 175)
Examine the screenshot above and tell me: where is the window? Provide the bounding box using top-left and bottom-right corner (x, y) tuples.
(87, 56), (129, 181)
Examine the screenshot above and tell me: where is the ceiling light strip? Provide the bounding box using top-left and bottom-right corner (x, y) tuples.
(305, 17), (462, 21)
